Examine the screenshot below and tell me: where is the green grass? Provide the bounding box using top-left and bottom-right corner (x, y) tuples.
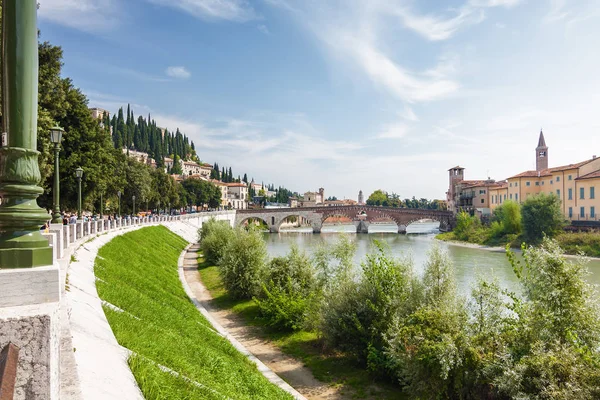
(198, 258), (405, 399)
(95, 226), (293, 400)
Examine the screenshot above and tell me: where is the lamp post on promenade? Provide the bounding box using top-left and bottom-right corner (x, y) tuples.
(117, 191), (121, 218)
(0, 0), (53, 267)
(100, 193), (103, 219)
(50, 126), (64, 224)
(75, 167), (83, 219)
(133, 195), (136, 218)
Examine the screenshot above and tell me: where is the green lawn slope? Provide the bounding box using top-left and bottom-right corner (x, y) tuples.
(95, 225), (292, 400)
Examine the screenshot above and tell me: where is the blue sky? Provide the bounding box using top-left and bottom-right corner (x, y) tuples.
(38, 0), (600, 201)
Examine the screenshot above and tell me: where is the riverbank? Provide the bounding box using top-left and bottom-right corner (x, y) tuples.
(196, 258), (402, 400)
(436, 230), (600, 259)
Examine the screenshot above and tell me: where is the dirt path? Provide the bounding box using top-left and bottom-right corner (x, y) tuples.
(182, 245), (344, 400)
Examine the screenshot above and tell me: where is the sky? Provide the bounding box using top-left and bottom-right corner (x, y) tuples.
(37, 0), (600, 201)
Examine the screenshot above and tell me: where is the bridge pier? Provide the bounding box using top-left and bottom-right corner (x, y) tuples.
(269, 225), (280, 233)
(355, 220), (370, 234)
(312, 225), (321, 234)
(398, 224), (407, 234)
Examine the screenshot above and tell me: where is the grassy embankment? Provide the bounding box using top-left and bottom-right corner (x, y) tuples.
(437, 230), (600, 257)
(198, 258), (403, 400)
(95, 226), (293, 400)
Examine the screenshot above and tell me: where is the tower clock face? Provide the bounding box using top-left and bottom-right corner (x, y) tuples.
(539, 151), (546, 157)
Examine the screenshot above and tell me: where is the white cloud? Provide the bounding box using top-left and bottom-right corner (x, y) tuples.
(257, 24), (270, 34)
(38, 0), (119, 32)
(376, 122), (409, 139)
(401, 106), (419, 122)
(165, 66), (191, 80)
(145, 0), (257, 22)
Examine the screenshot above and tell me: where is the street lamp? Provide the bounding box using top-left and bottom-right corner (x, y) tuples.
(133, 195), (136, 217)
(50, 126), (64, 224)
(117, 191), (121, 218)
(75, 167), (83, 219)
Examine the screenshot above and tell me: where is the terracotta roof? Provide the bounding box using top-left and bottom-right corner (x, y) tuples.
(226, 182), (247, 188)
(507, 170), (552, 179)
(576, 170), (600, 181)
(448, 165), (465, 171)
(200, 163), (213, 168)
(209, 179), (227, 186)
(547, 159), (594, 173)
(506, 159), (595, 180)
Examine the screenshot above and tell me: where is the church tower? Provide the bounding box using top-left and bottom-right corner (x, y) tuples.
(358, 190), (364, 204)
(536, 130), (548, 171)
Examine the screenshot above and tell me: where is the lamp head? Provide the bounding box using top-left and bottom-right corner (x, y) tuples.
(75, 167), (84, 179)
(50, 126), (64, 144)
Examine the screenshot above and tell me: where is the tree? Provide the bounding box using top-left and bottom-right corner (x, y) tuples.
(366, 190), (388, 206)
(521, 193), (565, 243)
(182, 178), (222, 209)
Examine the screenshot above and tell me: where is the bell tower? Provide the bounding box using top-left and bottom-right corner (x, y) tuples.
(536, 129), (548, 171)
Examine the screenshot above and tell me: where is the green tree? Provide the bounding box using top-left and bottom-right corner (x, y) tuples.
(521, 193), (565, 243)
(366, 190), (387, 206)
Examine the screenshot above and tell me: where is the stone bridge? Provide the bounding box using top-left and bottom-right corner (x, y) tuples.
(235, 206), (454, 233)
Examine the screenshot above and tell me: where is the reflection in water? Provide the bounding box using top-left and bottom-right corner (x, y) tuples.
(267, 222), (600, 296)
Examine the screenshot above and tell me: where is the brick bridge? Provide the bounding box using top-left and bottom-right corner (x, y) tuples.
(235, 206), (455, 233)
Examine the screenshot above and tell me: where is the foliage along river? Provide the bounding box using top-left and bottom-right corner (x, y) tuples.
(263, 222), (600, 296)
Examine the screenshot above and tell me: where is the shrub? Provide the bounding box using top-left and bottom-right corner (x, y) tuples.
(385, 245), (468, 398)
(521, 193), (565, 243)
(319, 242), (416, 374)
(199, 218), (235, 265)
(219, 227), (267, 299)
(255, 246), (318, 331)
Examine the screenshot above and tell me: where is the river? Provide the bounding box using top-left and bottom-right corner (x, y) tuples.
(263, 222), (600, 296)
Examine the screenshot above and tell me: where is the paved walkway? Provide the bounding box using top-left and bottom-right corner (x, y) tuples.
(182, 244), (344, 400)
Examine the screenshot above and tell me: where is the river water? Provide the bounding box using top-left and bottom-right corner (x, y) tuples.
(264, 222), (600, 296)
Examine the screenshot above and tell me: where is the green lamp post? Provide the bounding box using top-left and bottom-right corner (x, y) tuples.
(100, 192), (103, 219)
(133, 195), (136, 217)
(117, 191), (121, 218)
(50, 126), (64, 224)
(0, 0), (53, 267)
(75, 167), (83, 219)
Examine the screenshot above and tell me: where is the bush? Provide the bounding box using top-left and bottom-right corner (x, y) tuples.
(491, 200), (522, 237)
(199, 218), (235, 265)
(521, 193), (565, 243)
(219, 227), (267, 299)
(255, 246), (318, 331)
(319, 242), (416, 374)
(453, 211), (489, 244)
(385, 245), (468, 398)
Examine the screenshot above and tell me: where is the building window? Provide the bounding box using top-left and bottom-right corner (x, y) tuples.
(550, 180), (553, 184)
(580, 187), (585, 199)
(580, 207), (585, 218)
(479, 189), (486, 194)
(481, 199), (484, 204)
(509, 183), (512, 187)
(515, 194), (518, 201)
(568, 188), (573, 200)
(510, 194), (513, 200)
(557, 189), (560, 197)
(556, 176), (560, 182)
(504, 194), (507, 200)
(526, 181), (531, 186)
(515, 182), (518, 187)
(542, 181), (545, 185)
(592, 207), (596, 218)
(535, 182), (539, 186)
(591, 187), (595, 199)
(568, 175), (572, 180)
(569, 207), (573, 218)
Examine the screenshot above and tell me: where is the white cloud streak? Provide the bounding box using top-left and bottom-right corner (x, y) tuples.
(38, 0), (119, 33)
(165, 66), (192, 79)
(145, 0), (257, 22)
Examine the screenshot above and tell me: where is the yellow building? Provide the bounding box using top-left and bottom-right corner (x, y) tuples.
(451, 131), (600, 223)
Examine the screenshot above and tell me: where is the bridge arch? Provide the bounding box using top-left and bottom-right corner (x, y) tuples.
(273, 213), (323, 233)
(238, 216), (270, 230)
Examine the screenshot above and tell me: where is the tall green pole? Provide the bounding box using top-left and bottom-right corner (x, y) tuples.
(100, 193), (103, 218)
(0, 0), (52, 267)
(51, 142), (61, 223)
(77, 177), (82, 219)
